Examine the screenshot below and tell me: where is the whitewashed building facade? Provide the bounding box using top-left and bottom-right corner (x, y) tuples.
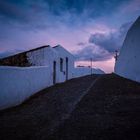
(115, 16), (140, 83)
(0, 45), (104, 110)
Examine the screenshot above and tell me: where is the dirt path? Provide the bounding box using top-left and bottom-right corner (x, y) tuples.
(50, 74), (140, 140)
(1, 74), (140, 140)
(0, 75), (100, 140)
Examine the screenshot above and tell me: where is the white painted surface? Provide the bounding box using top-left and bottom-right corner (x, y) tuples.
(0, 45), (105, 110)
(0, 66), (52, 110)
(115, 17), (140, 83)
(27, 46), (59, 66)
(27, 45), (75, 83)
(74, 67), (105, 78)
(53, 45), (75, 81)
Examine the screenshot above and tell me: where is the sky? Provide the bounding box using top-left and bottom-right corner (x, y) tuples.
(0, 0), (140, 73)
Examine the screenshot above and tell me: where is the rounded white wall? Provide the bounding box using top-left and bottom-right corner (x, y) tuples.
(115, 17), (140, 82)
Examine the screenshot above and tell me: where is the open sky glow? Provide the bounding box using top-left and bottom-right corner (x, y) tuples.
(0, 0), (140, 73)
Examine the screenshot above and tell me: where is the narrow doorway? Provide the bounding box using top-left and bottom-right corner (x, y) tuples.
(66, 57), (68, 81)
(53, 61), (56, 84)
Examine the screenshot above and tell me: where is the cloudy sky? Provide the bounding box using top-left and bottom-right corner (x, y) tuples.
(0, 0), (140, 72)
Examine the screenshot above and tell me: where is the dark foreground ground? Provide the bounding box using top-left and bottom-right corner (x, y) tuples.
(0, 74), (140, 140)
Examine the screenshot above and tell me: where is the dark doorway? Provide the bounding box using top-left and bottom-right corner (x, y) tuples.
(60, 58), (63, 72)
(66, 57), (68, 81)
(53, 61), (56, 84)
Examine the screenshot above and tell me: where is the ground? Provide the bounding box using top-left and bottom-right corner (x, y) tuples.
(0, 74), (140, 140)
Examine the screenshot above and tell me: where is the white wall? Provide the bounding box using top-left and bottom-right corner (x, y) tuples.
(27, 46), (60, 83)
(0, 66), (52, 110)
(0, 46), (105, 110)
(73, 67), (105, 78)
(27, 46), (75, 83)
(73, 67), (91, 78)
(53, 45), (75, 82)
(0, 66), (104, 110)
(27, 46), (59, 67)
(115, 17), (140, 83)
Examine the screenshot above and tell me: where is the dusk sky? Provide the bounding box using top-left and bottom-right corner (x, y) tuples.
(0, 0), (140, 73)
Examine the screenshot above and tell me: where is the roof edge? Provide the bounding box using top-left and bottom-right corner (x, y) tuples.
(0, 45), (50, 60)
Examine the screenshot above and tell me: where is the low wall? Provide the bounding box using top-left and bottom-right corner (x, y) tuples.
(73, 68), (91, 78)
(73, 67), (105, 78)
(0, 66), (104, 110)
(0, 66), (52, 110)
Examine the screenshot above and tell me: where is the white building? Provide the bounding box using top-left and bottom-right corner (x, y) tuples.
(0, 44), (104, 110)
(115, 16), (140, 83)
(27, 45), (75, 84)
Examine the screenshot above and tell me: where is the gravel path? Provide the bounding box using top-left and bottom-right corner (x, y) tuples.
(0, 75), (100, 140)
(50, 74), (140, 140)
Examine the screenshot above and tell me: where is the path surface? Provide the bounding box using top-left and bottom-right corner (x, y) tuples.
(0, 75), (99, 140)
(1, 74), (140, 140)
(50, 74), (140, 140)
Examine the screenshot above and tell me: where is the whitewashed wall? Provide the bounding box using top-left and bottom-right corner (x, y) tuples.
(73, 67), (105, 78)
(27, 46), (75, 83)
(115, 17), (140, 83)
(53, 45), (75, 82)
(0, 46), (105, 110)
(0, 66), (52, 110)
(27, 46), (59, 67)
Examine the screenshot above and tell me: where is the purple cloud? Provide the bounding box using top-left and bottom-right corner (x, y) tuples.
(74, 22), (132, 61)
(89, 22), (132, 52)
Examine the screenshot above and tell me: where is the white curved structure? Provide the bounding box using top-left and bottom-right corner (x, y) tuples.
(115, 16), (140, 82)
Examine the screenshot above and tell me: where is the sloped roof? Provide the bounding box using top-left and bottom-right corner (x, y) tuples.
(53, 45), (75, 57)
(0, 45), (50, 60)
